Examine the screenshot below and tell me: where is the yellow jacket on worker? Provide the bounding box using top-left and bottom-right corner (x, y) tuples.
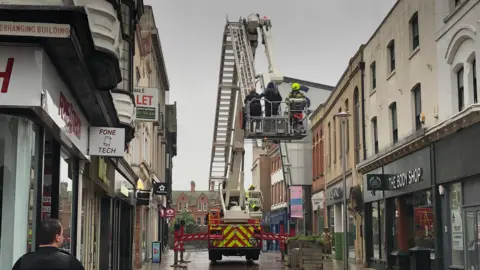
(286, 82), (305, 100)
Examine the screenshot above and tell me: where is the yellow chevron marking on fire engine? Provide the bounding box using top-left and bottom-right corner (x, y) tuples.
(217, 225), (234, 247)
(237, 226), (252, 247)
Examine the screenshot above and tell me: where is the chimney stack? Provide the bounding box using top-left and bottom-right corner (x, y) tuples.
(190, 181), (195, 192)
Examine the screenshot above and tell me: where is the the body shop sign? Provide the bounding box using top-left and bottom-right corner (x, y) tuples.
(134, 87), (159, 122)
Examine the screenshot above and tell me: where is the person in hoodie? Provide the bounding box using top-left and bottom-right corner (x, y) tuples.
(263, 82), (282, 117)
(13, 219), (84, 270)
(243, 87), (262, 130)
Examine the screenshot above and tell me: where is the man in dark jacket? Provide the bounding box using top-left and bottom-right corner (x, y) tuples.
(13, 219), (84, 270)
(263, 82), (282, 117)
(243, 88), (262, 131)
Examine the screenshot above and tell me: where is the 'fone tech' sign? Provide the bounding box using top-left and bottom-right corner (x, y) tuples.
(88, 127), (125, 157)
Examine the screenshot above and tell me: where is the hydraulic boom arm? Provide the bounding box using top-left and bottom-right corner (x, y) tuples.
(208, 14), (282, 222)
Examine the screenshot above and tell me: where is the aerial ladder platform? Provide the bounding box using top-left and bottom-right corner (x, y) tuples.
(174, 14), (309, 263)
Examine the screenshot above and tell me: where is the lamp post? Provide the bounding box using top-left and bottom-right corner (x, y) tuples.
(335, 111), (351, 270)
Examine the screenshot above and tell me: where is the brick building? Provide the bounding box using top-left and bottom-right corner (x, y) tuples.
(172, 181), (220, 227)
(311, 114), (326, 235)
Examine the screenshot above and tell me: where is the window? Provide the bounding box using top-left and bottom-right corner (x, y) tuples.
(196, 217), (202, 226)
(0, 115), (38, 266)
(457, 67), (465, 111)
(390, 102), (398, 143)
(333, 116), (337, 163)
(412, 190), (434, 249)
(410, 12), (419, 50)
(338, 107), (342, 159)
(370, 62), (376, 89)
(120, 3), (132, 36)
(345, 99), (349, 152)
(328, 122), (331, 166)
(178, 202), (182, 211)
(354, 88), (361, 162)
(135, 66), (141, 85)
(473, 58), (477, 103)
(203, 202), (208, 211)
(388, 40), (396, 73)
(454, 0), (462, 7)
(371, 117), (378, 154)
(197, 202), (202, 211)
(412, 84), (422, 130)
(450, 183), (464, 266)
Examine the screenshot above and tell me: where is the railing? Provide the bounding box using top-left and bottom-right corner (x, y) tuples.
(244, 98), (309, 137)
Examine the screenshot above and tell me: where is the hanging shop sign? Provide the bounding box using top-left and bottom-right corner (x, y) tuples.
(164, 208), (175, 218)
(88, 127), (125, 157)
(311, 191), (324, 210)
(290, 186), (303, 218)
(137, 189), (151, 206)
(366, 168), (423, 191)
(153, 182), (168, 195)
(0, 21), (70, 38)
(134, 87), (159, 122)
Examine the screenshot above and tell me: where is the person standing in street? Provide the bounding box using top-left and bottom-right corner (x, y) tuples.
(12, 219), (84, 270)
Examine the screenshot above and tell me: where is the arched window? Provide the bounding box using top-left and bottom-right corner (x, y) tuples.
(353, 87), (361, 161)
(196, 217), (202, 225)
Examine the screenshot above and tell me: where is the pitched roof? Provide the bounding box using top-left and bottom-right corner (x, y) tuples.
(172, 190), (219, 206)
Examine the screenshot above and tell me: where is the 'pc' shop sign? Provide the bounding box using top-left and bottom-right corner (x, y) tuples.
(88, 127), (125, 157)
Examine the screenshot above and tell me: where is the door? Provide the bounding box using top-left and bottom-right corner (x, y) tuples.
(81, 180), (100, 270)
(464, 207), (480, 270)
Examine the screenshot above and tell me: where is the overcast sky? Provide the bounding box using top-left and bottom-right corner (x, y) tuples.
(144, 0), (396, 191)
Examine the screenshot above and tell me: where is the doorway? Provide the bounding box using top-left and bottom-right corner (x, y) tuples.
(464, 207), (480, 270)
(81, 179), (100, 270)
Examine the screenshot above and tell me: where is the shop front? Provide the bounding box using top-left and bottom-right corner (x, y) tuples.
(311, 191), (325, 234)
(270, 208), (287, 251)
(326, 176), (353, 261)
(112, 170), (136, 270)
(0, 45), (93, 267)
(435, 123), (480, 270)
(363, 146), (435, 270)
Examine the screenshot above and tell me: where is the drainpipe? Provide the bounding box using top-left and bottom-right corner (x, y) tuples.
(359, 61), (367, 160)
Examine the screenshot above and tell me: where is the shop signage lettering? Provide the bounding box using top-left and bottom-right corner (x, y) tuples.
(0, 21), (70, 38)
(134, 87), (159, 122)
(59, 92), (81, 139)
(388, 168), (423, 190)
(329, 187), (343, 201)
(0, 58), (14, 93)
(88, 127), (125, 157)
(153, 182), (168, 195)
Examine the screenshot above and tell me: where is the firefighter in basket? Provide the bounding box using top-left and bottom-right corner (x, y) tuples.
(246, 185), (260, 212)
(285, 82), (307, 133)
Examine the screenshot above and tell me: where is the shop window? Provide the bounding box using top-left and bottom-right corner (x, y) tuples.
(450, 183), (464, 266)
(372, 201), (381, 259)
(0, 115), (38, 267)
(59, 152), (74, 252)
(412, 190), (434, 249)
(348, 214), (356, 259)
(328, 206), (335, 250)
